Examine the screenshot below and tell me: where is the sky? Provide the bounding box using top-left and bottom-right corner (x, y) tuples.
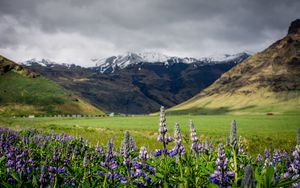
(0, 0), (299, 66)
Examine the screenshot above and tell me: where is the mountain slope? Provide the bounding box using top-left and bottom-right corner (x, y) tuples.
(0, 55), (104, 116)
(22, 53), (249, 114)
(169, 19), (300, 115)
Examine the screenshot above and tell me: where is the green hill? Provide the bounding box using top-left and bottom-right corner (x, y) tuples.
(0, 55), (104, 116)
(168, 19), (300, 115)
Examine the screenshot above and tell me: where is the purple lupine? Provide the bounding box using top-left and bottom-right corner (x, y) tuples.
(272, 149), (282, 165)
(39, 159), (48, 185)
(83, 154), (89, 168)
(289, 145), (300, 175)
(242, 165), (254, 188)
(120, 131), (130, 156)
(189, 120), (199, 153)
(52, 147), (60, 162)
(154, 149), (162, 157)
(170, 123), (185, 157)
(210, 144), (234, 186)
(263, 148), (271, 169)
(238, 136), (245, 155)
(129, 136), (137, 152)
(139, 146), (149, 160)
(131, 162), (143, 178)
(58, 166), (65, 174)
(257, 154), (263, 163)
(104, 138), (118, 170)
(95, 142), (104, 157)
(120, 131), (133, 167)
(157, 106), (172, 155)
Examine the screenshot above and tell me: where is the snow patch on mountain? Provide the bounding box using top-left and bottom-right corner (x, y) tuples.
(198, 53), (249, 62)
(20, 59), (73, 68)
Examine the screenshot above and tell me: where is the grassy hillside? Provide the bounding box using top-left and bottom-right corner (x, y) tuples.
(169, 89), (300, 115)
(0, 55), (104, 116)
(168, 20), (300, 115)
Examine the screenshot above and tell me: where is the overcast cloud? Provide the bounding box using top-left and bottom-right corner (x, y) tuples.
(0, 0), (299, 66)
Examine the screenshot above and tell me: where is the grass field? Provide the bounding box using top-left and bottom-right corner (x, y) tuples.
(1, 114), (299, 156)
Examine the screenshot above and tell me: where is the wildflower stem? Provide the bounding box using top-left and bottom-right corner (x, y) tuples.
(233, 149), (238, 186)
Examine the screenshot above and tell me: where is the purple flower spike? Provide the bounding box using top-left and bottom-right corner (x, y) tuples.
(139, 146), (149, 160)
(210, 144), (234, 187)
(157, 106), (172, 154)
(154, 149), (162, 157)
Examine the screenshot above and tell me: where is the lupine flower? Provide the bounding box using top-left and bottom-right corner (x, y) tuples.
(289, 145), (300, 175)
(157, 106), (172, 155)
(139, 146), (149, 160)
(257, 154), (263, 162)
(104, 138), (118, 170)
(121, 177), (127, 184)
(242, 165), (254, 188)
(170, 123), (185, 156)
(39, 159), (48, 185)
(52, 147), (60, 162)
(238, 136), (245, 154)
(230, 120), (237, 150)
(120, 131), (130, 156)
(83, 154), (89, 168)
(189, 120), (199, 152)
(272, 149), (282, 165)
(6, 159), (14, 168)
(120, 131), (132, 166)
(95, 142), (104, 157)
(263, 148), (271, 169)
(129, 136), (137, 152)
(154, 149), (162, 157)
(58, 166), (65, 174)
(210, 144), (234, 186)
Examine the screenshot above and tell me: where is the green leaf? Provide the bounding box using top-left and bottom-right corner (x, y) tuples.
(10, 172), (21, 182)
(265, 166), (274, 187)
(156, 173), (164, 178)
(0, 156), (5, 164)
(208, 183), (220, 188)
(32, 175), (38, 188)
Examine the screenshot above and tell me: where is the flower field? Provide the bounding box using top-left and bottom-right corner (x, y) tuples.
(0, 107), (299, 187)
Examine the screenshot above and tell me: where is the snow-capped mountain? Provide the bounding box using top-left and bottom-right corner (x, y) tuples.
(20, 59), (75, 69)
(93, 52), (249, 73)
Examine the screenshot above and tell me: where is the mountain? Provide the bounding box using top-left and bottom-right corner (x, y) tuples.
(0, 55), (104, 116)
(168, 19), (300, 115)
(21, 53), (249, 114)
(92, 52), (249, 73)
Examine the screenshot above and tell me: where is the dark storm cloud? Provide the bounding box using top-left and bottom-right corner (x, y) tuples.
(0, 0), (299, 66)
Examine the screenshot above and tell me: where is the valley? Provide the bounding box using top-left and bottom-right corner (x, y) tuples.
(21, 52), (249, 114)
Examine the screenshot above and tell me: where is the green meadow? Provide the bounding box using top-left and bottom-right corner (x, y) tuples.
(1, 114), (299, 156)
